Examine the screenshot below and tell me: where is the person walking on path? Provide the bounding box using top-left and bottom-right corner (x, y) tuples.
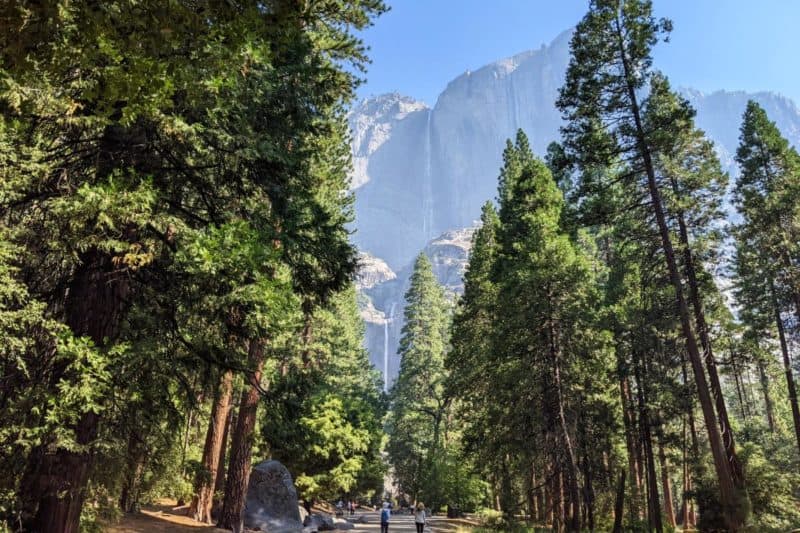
(380, 502), (391, 533)
(414, 503), (427, 533)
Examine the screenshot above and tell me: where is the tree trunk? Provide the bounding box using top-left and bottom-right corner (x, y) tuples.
(191, 370), (234, 523)
(20, 250), (130, 533)
(536, 475), (545, 523)
(671, 187), (745, 489)
(771, 277), (800, 455)
(680, 416), (690, 527)
(491, 472), (501, 512)
(180, 407), (196, 480)
(612, 15), (743, 526)
(688, 408), (699, 527)
(633, 357), (662, 533)
(612, 470), (626, 533)
(679, 355), (699, 528)
(581, 447), (594, 532)
(548, 313), (580, 531)
(215, 395), (235, 499)
(120, 430), (147, 513)
(527, 464), (538, 521)
(218, 340), (265, 532)
(731, 351), (749, 421)
(657, 439), (676, 528)
(619, 375), (643, 523)
(553, 462), (565, 533)
(544, 466), (553, 527)
(756, 357), (777, 433)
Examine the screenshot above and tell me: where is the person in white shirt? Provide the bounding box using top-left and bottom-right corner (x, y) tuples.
(414, 503), (427, 533)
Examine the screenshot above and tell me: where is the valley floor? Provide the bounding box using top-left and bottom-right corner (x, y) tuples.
(104, 503), (475, 533)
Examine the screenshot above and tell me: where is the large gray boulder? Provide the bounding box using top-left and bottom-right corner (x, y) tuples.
(243, 460), (304, 532)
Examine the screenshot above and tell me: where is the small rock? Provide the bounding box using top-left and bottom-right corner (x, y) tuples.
(333, 518), (354, 530)
(308, 513), (336, 531)
(299, 505), (309, 524)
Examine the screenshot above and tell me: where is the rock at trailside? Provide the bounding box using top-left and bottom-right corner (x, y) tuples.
(306, 513), (335, 531)
(243, 460), (304, 532)
(333, 517), (355, 530)
(298, 504), (309, 525)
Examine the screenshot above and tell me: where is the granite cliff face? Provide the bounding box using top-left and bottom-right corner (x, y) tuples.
(349, 30), (572, 270)
(682, 88), (800, 170)
(351, 29), (800, 386)
(349, 29), (800, 271)
(358, 228), (475, 390)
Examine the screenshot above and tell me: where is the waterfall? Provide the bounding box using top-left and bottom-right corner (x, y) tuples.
(422, 109), (434, 240)
(509, 71), (519, 133)
(383, 315), (389, 392)
(383, 302), (397, 393)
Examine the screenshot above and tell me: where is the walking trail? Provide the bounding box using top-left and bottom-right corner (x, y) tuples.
(104, 503), (477, 533)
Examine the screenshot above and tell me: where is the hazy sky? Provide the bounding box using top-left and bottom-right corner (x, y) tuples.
(356, 1), (800, 106)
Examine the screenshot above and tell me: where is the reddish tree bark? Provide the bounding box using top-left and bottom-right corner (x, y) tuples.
(548, 312), (580, 532)
(657, 439), (676, 528)
(633, 357), (662, 533)
(620, 376), (643, 522)
(214, 396), (235, 499)
(190, 370), (234, 523)
(671, 191), (745, 489)
(20, 250), (130, 533)
(218, 340), (265, 532)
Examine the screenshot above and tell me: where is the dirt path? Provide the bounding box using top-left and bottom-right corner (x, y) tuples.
(104, 505), (476, 533)
(104, 502), (227, 533)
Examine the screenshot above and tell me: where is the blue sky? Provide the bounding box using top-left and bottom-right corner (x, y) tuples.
(356, 1), (800, 106)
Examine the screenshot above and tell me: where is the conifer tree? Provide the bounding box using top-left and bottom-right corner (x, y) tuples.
(261, 287), (386, 502)
(556, 2), (746, 527)
(387, 253), (451, 509)
(496, 151), (615, 531)
(734, 101), (800, 456)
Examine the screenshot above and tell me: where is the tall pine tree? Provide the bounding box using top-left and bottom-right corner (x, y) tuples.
(387, 254), (451, 509)
(556, 2), (746, 527)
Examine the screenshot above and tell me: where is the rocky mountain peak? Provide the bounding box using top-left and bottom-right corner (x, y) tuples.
(348, 93), (428, 190)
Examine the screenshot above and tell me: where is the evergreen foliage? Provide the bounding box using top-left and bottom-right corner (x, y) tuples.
(0, 1), (387, 530)
(387, 254), (454, 511)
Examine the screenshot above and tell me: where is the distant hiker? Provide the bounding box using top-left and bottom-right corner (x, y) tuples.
(349, 500), (355, 516)
(381, 502), (391, 533)
(414, 503), (427, 533)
